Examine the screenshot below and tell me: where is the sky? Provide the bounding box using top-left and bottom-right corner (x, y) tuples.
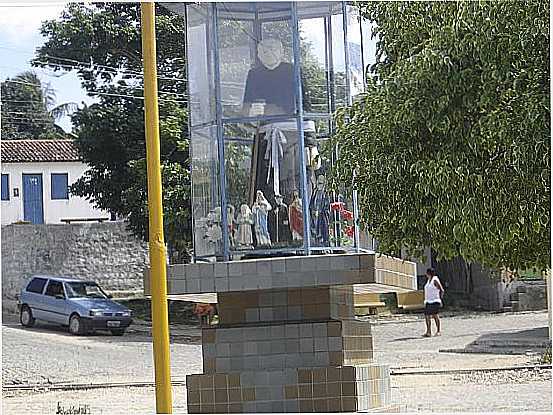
(0, 2), (95, 133)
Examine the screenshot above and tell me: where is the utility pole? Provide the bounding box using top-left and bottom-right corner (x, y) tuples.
(140, 2), (173, 413)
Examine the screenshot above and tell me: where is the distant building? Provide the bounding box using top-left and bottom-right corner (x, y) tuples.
(1, 140), (108, 225)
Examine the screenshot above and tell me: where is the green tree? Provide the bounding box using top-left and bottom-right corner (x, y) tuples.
(33, 3), (191, 259)
(332, 1), (549, 271)
(1, 71), (74, 139)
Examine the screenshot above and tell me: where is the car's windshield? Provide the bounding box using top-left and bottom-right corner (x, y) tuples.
(65, 282), (108, 299)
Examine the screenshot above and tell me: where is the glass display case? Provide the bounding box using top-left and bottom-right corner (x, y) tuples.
(167, 1), (376, 261)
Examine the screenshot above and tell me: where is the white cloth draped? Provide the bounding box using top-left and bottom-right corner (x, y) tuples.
(263, 125), (287, 197)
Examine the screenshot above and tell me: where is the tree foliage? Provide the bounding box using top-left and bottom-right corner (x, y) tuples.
(332, 1), (550, 270)
(34, 3), (191, 257)
(1, 71), (73, 139)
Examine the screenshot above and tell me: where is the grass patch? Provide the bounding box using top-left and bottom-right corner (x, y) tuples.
(518, 269), (546, 280)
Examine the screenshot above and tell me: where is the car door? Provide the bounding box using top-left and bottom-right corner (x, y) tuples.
(22, 277), (48, 321)
(42, 280), (69, 324)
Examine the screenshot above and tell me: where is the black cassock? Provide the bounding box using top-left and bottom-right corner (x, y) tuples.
(268, 202), (292, 246)
(244, 62), (311, 208)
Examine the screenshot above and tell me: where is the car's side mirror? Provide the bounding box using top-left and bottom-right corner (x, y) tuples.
(55, 294), (64, 300)
(107, 294), (113, 299)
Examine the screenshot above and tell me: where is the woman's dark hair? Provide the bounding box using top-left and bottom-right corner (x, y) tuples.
(426, 268), (435, 276)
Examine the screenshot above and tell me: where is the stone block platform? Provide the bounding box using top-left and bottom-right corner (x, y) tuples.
(144, 253), (416, 413)
(144, 253), (416, 296)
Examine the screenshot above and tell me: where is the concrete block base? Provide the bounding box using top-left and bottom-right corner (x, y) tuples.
(187, 364), (391, 413)
(165, 254), (416, 413)
(187, 284), (394, 413)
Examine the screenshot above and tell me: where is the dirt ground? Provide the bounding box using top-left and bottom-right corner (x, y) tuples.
(2, 310), (551, 413)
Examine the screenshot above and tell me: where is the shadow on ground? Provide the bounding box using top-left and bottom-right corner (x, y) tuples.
(2, 314), (201, 345)
(441, 326), (550, 355)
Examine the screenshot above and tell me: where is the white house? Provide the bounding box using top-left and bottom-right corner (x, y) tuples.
(1, 140), (109, 225)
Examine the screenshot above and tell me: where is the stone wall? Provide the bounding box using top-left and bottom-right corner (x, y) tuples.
(436, 257), (547, 312)
(503, 279), (548, 312)
(435, 257), (503, 310)
(1, 222), (149, 311)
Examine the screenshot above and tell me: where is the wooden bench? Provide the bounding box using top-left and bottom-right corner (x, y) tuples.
(60, 217), (110, 224)
(354, 292), (387, 316)
(396, 290), (425, 311)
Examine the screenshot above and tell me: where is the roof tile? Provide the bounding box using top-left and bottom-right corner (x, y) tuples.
(1, 140), (81, 163)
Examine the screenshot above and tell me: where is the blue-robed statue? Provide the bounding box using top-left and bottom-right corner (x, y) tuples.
(310, 175), (330, 246)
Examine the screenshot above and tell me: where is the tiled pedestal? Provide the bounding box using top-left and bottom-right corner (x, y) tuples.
(186, 285), (395, 413)
(145, 253), (416, 413)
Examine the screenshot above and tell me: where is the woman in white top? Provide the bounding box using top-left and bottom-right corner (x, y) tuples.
(423, 268), (444, 337)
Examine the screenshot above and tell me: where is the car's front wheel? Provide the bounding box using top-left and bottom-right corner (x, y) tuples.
(20, 306), (35, 328)
(110, 329), (126, 336)
(68, 314), (85, 335)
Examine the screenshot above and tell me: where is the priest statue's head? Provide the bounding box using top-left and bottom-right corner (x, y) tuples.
(257, 38), (284, 70)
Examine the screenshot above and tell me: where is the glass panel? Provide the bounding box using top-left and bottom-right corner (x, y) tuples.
(216, 2), (296, 120)
(223, 123), (255, 251)
(346, 5), (363, 97)
(186, 4), (216, 127)
(45, 280), (64, 297)
(224, 120), (304, 252)
(26, 277), (47, 294)
(361, 17), (378, 81)
(190, 125), (221, 259)
(307, 132), (332, 249)
(359, 230), (377, 251)
(330, 9), (347, 109)
(299, 17), (330, 115)
(308, 116), (359, 250)
(65, 282), (108, 299)
(328, 188), (356, 248)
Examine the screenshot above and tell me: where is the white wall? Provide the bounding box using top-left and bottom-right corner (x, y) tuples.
(1, 161), (108, 225)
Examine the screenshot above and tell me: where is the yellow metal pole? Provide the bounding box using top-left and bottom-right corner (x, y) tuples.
(547, 269), (551, 339)
(140, 2), (173, 413)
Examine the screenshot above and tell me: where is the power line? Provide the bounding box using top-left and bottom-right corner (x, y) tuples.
(1, 79), (188, 103)
(0, 64), (70, 79)
(2, 111), (55, 118)
(2, 121), (61, 126)
(87, 91), (187, 103)
(1, 79), (42, 87)
(38, 55), (186, 82)
(0, 99), (49, 103)
(1, 55), (186, 84)
(2, 119), (62, 126)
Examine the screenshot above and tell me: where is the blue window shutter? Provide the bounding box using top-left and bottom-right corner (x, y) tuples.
(51, 173), (69, 200)
(1, 174), (9, 201)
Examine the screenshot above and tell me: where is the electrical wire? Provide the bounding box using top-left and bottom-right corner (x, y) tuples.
(1, 80), (188, 103)
(37, 55), (186, 82)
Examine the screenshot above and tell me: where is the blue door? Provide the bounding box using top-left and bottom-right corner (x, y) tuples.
(23, 174), (44, 224)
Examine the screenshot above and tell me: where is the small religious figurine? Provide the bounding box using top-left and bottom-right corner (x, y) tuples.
(236, 204), (254, 249)
(205, 210), (223, 251)
(268, 194), (291, 245)
(227, 204), (236, 248)
(310, 175), (330, 246)
(288, 189), (303, 241)
(251, 190), (272, 247)
(195, 215), (210, 255)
